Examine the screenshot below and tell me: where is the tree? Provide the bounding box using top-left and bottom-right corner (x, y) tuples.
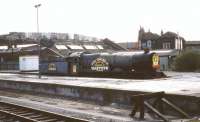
(173, 51), (200, 72)
(40, 36), (55, 48)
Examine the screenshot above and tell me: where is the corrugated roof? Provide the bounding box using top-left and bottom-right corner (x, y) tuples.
(83, 45), (98, 49)
(55, 45), (68, 50)
(67, 45), (84, 50)
(0, 46), (8, 50)
(17, 44), (37, 48)
(0, 32), (128, 54)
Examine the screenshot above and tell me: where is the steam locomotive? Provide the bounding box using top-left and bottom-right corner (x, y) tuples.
(40, 51), (165, 79)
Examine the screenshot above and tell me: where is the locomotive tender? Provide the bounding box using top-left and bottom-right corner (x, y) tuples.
(41, 51), (165, 79)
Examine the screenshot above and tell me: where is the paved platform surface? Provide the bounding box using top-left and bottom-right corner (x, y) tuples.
(0, 72), (200, 97)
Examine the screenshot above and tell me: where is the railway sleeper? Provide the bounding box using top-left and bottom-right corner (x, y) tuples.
(28, 114), (45, 118)
(8, 109), (27, 113)
(41, 118), (60, 122)
(14, 110), (31, 114)
(0, 101), (90, 122)
(33, 116), (53, 121)
(18, 112), (36, 116)
(0, 110), (38, 122)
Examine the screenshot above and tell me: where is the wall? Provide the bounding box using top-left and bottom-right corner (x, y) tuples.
(160, 56), (169, 71)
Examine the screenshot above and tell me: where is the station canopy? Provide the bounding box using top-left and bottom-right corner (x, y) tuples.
(55, 45), (68, 50)
(96, 45), (104, 49)
(17, 44), (37, 48)
(67, 45), (84, 50)
(0, 46), (8, 50)
(0, 32), (127, 58)
(83, 45), (98, 49)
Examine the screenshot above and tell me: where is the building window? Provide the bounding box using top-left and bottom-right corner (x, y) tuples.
(163, 42), (171, 49)
(175, 39), (183, 50)
(142, 43), (146, 49)
(147, 40), (152, 49)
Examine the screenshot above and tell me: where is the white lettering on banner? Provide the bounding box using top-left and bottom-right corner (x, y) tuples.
(91, 58), (109, 72)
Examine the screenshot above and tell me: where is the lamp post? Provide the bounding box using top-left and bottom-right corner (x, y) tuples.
(34, 4), (42, 78)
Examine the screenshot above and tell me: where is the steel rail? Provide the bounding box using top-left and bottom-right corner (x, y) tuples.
(0, 101), (90, 122)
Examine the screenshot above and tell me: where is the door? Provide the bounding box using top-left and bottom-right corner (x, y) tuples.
(69, 63), (78, 75)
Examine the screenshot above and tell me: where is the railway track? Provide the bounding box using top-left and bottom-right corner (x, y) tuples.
(0, 101), (90, 122)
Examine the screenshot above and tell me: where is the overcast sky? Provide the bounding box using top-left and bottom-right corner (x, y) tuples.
(0, 0), (199, 42)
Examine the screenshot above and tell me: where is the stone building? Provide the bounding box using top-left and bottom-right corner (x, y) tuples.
(138, 27), (186, 71)
(158, 32), (185, 50)
(138, 27), (185, 50)
(138, 27), (160, 50)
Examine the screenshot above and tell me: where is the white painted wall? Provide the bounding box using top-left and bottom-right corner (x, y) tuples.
(19, 56), (39, 71)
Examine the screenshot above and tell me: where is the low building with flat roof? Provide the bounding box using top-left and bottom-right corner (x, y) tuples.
(117, 42), (138, 50)
(185, 41), (200, 51)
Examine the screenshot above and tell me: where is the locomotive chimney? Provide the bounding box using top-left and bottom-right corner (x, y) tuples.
(144, 48), (150, 54)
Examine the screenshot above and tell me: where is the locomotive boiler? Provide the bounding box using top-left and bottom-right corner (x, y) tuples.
(41, 51), (165, 79)
(78, 51), (163, 78)
(80, 52), (159, 72)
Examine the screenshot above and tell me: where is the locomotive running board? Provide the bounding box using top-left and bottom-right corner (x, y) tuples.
(79, 71), (167, 79)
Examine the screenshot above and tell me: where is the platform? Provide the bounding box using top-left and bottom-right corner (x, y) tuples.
(0, 72), (200, 96)
(0, 72), (200, 116)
